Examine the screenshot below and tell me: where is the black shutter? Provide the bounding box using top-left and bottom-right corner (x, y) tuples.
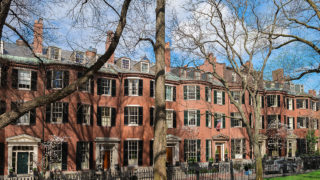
(230, 92), (234, 104)
(267, 115), (271, 127)
(111, 108), (116, 126)
(196, 86), (200, 100)
(173, 86), (176, 101)
(306, 99), (309, 109)
(173, 111), (176, 128)
(46, 104), (51, 123)
(262, 115), (265, 129)
(205, 87), (209, 101)
(278, 115), (281, 124)
(46, 71), (52, 89)
(197, 110), (200, 126)
(293, 117), (295, 129)
(89, 142), (94, 169)
(287, 98), (289, 109)
(138, 79), (143, 96)
(97, 78), (102, 95)
(0, 66), (7, 88)
(249, 94), (251, 105)
(214, 90), (217, 104)
(242, 139), (246, 159)
(0, 143), (4, 175)
(11, 69), (18, 89)
(197, 139), (201, 162)
(138, 107), (143, 125)
(306, 117), (309, 128)
(63, 103), (69, 123)
(150, 107), (154, 126)
(206, 140), (209, 161)
(90, 105), (93, 126)
(150, 80), (154, 97)
(29, 108), (36, 125)
(284, 115), (286, 125)
(31, 71), (37, 91)
(90, 78), (94, 94)
(277, 95), (281, 107)
(149, 140), (153, 165)
(184, 110), (188, 125)
(124, 141), (128, 166)
(138, 140), (143, 166)
(76, 142), (82, 170)
(231, 139), (235, 159)
(124, 107), (128, 125)
(184, 139), (188, 161)
(283, 96), (286, 108)
(242, 93), (245, 104)
(206, 111), (209, 127)
(0, 101), (6, 114)
(112, 79), (116, 97)
(183, 86), (187, 100)
(214, 113), (218, 128)
(77, 103), (83, 124)
(223, 115), (226, 128)
(63, 71), (69, 88)
(293, 99), (295, 110)
(231, 112), (234, 127)
(97, 107), (101, 126)
(62, 142), (68, 171)
(261, 96), (264, 108)
(124, 79), (129, 96)
(249, 113), (252, 128)
(267, 95), (271, 107)
(222, 92), (225, 105)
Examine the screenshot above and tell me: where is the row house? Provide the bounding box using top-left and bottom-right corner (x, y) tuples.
(0, 19), (319, 175)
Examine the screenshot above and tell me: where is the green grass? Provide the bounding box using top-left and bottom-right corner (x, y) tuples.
(266, 170), (320, 180)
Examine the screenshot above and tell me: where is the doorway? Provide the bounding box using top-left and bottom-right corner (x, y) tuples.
(166, 147), (173, 165)
(103, 150), (111, 170)
(17, 152), (29, 174)
(215, 143), (224, 162)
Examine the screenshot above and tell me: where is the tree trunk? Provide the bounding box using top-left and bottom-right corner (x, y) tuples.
(254, 144), (263, 180)
(0, 0), (12, 40)
(153, 0), (166, 179)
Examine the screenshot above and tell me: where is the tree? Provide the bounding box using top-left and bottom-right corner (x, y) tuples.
(172, 0), (284, 179)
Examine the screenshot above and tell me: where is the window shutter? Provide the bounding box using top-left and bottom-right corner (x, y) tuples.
(230, 112), (234, 127)
(306, 99), (309, 109)
(112, 79), (116, 97)
(242, 139), (246, 159)
(283, 96), (286, 108)
(173, 111), (176, 128)
(262, 115), (265, 129)
(0, 101), (6, 114)
(278, 115), (281, 124)
(46, 104), (51, 123)
(173, 86), (176, 101)
(76, 142), (82, 170)
(63, 71), (69, 88)
(29, 108), (36, 125)
(205, 87), (208, 101)
(138, 140), (143, 165)
(214, 113), (218, 128)
(249, 113), (252, 128)
(31, 71), (37, 91)
(97, 107), (101, 126)
(0, 66), (7, 88)
(184, 140), (188, 161)
(222, 92), (225, 105)
(249, 94), (251, 105)
(138, 79), (143, 96)
(61, 103), (68, 123)
(267, 115), (271, 127)
(197, 110), (200, 126)
(62, 142), (68, 171)
(261, 96), (264, 108)
(89, 142), (94, 169)
(149, 140), (153, 165)
(0, 143), (4, 175)
(184, 110), (188, 125)
(231, 139), (235, 159)
(284, 115), (286, 125)
(277, 95), (281, 107)
(223, 114), (226, 128)
(150, 80), (154, 97)
(197, 140), (201, 162)
(111, 108), (116, 126)
(196, 86), (200, 100)
(138, 107), (143, 125)
(97, 78), (102, 95)
(11, 69), (18, 89)
(183, 86), (187, 100)
(293, 99), (294, 110)
(124, 79), (128, 96)
(214, 90), (217, 104)
(206, 140), (209, 161)
(123, 141), (128, 166)
(77, 103), (83, 124)
(287, 98), (289, 109)
(306, 117), (309, 128)
(267, 95), (271, 107)
(206, 111), (209, 127)
(46, 71), (52, 89)
(124, 107), (128, 125)
(242, 93), (245, 104)
(90, 78), (94, 94)
(90, 105), (94, 126)
(149, 107), (154, 126)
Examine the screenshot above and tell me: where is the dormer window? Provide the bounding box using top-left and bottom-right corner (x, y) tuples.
(122, 59), (130, 69)
(76, 51), (84, 63)
(141, 62), (149, 73)
(49, 47), (60, 60)
(232, 72), (236, 82)
(195, 72), (200, 80)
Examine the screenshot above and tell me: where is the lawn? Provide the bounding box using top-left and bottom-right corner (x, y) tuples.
(266, 170), (320, 180)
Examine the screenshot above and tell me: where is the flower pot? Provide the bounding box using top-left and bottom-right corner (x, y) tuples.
(225, 154), (228, 162)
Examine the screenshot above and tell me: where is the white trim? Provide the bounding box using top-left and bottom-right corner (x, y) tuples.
(126, 104), (141, 107)
(125, 138), (141, 140)
(140, 62), (149, 73)
(126, 77), (140, 79)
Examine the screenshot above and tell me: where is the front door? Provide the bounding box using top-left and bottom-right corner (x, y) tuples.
(103, 151), (111, 170)
(217, 146), (221, 162)
(17, 152), (29, 174)
(166, 147), (173, 165)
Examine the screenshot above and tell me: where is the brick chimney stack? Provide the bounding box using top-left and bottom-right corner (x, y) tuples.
(207, 53), (216, 64)
(309, 89), (316, 96)
(106, 31), (115, 64)
(165, 42), (171, 72)
(86, 46), (97, 61)
(33, 18), (43, 55)
(272, 68), (284, 83)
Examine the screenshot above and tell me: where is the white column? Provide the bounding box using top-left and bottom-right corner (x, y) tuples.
(8, 145), (12, 173)
(174, 143), (179, 164)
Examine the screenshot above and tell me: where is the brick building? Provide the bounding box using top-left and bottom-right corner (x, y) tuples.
(0, 19), (319, 175)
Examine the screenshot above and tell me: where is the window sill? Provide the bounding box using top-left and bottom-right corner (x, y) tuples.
(128, 124), (139, 127)
(16, 123), (30, 126)
(17, 88), (31, 91)
(49, 122), (63, 124)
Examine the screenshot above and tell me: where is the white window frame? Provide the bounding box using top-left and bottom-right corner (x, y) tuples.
(297, 99), (307, 109)
(141, 62), (149, 73)
(185, 85), (197, 100)
(217, 91), (223, 105)
(288, 117), (294, 130)
(128, 140), (138, 166)
(80, 142), (90, 170)
(128, 79), (139, 96)
(186, 139), (198, 161)
(51, 71), (64, 89)
(231, 91), (240, 103)
(166, 110), (174, 128)
(128, 106), (139, 126)
(269, 95), (278, 107)
(187, 110), (197, 126)
(297, 117), (307, 128)
(82, 105), (91, 125)
(165, 85), (174, 101)
(16, 112), (30, 125)
(101, 107), (112, 127)
(100, 78), (112, 95)
(17, 69), (31, 90)
(207, 112), (212, 128)
(232, 139), (245, 159)
(51, 102), (63, 124)
(288, 98), (293, 110)
(313, 119), (318, 130)
(122, 59), (130, 69)
(49, 143), (62, 170)
(206, 87), (211, 102)
(232, 72), (236, 82)
(268, 115), (280, 128)
(231, 112), (242, 128)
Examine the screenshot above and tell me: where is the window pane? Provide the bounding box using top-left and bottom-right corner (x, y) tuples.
(101, 107), (111, 127)
(18, 70), (31, 89)
(52, 71), (63, 88)
(129, 107), (138, 125)
(52, 102), (63, 123)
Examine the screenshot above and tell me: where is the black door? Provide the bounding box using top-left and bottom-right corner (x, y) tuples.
(17, 152), (29, 174)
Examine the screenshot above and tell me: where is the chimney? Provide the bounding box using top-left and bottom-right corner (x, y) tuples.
(106, 31), (115, 64)
(272, 68), (284, 82)
(33, 18), (43, 55)
(86, 46), (97, 60)
(165, 42), (171, 72)
(309, 89), (316, 96)
(207, 53), (216, 64)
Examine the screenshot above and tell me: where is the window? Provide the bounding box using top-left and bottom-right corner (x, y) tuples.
(150, 80), (155, 98)
(47, 70), (68, 90)
(17, 112), (30, 125)
(214, 90), (225, 105)
(129, 79), (139, 96)
(187, 110), (197, 126)
(267, 115), (280, 128)
(80, 142), (90, 169)
(311, 101), (317, 111)
(78, 72), (93, 93)
(141, 62), (149, 73)
(49, 143), (62, 170)
(231, 91), (240, 103)
(128, 141), (138, 165)
(297, 117), (308, 128)
(101, 107), (111, 127)
(207, 74), (212, 82)
(267, 95), (278, 107)
(52, 71), (63, 89)
(195, 72), (200, 80)
(51, 102), (63, 123)
(184, 85), (200, 100)
(166, 110), (174, 128)
(75, 51), (84, 63)
(313, 119), (318, 129)
(287, 98), (294, 110)
(231, 139), (246, 159)
(232, 72), (236, 82)
(231, 112), (242, 127)
(205, 87), (211, 102)
(128, 107), (139, 125)
(82, 105), (91, 125)
(217, 91), (222, 104)
(165, 85), (174, 101)
(258, 116), (264, 129)
(122, 59), (130, 69)
(185, 139), (199, 161)
(206, 140), (212, 161)
(296, 99), (308, 109)
(101, 79), (111, 95)
(11, 146), (34, 174)
(287, 117), (294, 130)
(206, 111), (212, 128)
(214, 113), (225, 129)
(50, 47), (60, 60)
(18, 69), (31, 89)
